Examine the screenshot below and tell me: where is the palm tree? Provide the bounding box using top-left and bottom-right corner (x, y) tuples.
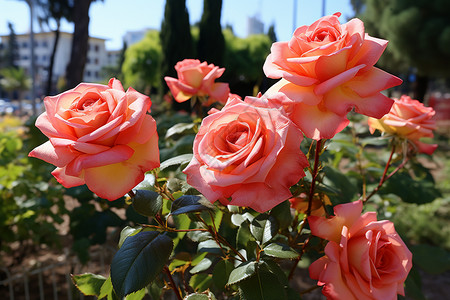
(0, 67), (32, 115)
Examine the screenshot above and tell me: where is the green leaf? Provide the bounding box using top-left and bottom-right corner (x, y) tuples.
(322, 166), (358, 204)
(110, 231), (173, 298)
(133, 173), (155, 191)
(198, 239), (223, 254)
(170, 195), (213, 215)
(260, 259), (289, 287)
(270, 200), (293, 230)
(213, 259), (234, 291)
(160, 153), (193, 170)
(184, 292), (217, 300)
(125, 288), (146, 300)
(99, 276), (119, 300)
(187, 230), (213, 243)
(237, 264), (287, 300)
(72, 273), (106, 296)
(403, 266), (426, 300)
(118, 226), (142, 248)
(250, 214), (279, 245)
(132, 190), (162, 217)
(381, 171), (441, 204)
(189, 273), (213, 292)
(190, 257), (213, 274)
(231, 212), (255, 227)
(165, 122), (196, 139)
(411, 244), (450, 274)
(227, 261), (258, 285)
(263, 243), (300, 259)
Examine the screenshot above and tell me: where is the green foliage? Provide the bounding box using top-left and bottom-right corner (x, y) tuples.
(222, 29), (272, 96)
(110, 231), (174, 298)
(358, 0), (450, 77)
(160, 0), (194, 96)
(197, 0), (225, 66)
(122, 30), (162, 92)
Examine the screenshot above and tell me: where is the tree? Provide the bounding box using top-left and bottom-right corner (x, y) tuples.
(121, 31), (162, 94)
(65, 0), (94, 89)
(355, 0), (450, 100)
(160, 0), (194, 111)
(4, 22), (19, 69)
(197, 0), (225, 66)
(222, 29), (272, 97)
(267, 24), (277, 43)
(36, 0), (72, 95)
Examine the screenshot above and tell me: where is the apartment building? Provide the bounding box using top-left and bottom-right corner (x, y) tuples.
(0, 31), (108, 96)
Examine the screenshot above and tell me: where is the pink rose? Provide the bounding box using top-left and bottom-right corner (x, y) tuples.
(183, 96), (309, 213)
(263, 13), (402, 140)
(308, 201), (412, 300)
(164, 59), (230, 105)
(368, 95), (437, 154)
(29, 78), (160, 200)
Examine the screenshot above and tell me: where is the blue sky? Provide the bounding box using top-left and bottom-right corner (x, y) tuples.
(0, 0), (354, 50)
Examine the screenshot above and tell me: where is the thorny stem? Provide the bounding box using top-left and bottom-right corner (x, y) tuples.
(289, 139), (323, 280)
(300, 285), (321, 295)
(306, 139), (323, 216)
(196, 215), (246, 262)
(163, 266), (183, 300)
(363, 143), (409, 203)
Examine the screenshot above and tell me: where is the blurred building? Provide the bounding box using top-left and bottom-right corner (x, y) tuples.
(0, 31), (107, 97)
(122, 28), (153, 46)
(247, 15), (264, 36)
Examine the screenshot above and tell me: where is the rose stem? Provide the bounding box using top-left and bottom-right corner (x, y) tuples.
(289, 139), (323, 280)
(363, 142), (400, 203)
(163, 266), (183, 300)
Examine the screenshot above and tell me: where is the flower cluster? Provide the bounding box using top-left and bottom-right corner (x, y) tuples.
(28, 13), (424, 300)
(309, 201), (412, 299)
(261, 12), (402, 140)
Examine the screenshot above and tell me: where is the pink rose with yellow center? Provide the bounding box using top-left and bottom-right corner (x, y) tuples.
(368, 95), (437, 154)
(183, 96), (309, 213)
(308, 201), (412, 300)
(262, 13), (402, 140)
(164, 59), (230, 105)
(29, 78), (160, 200)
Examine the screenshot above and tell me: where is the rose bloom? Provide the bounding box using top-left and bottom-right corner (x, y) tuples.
(29, 78), (160, 200)
(308, 201), (412, 300)
(262, 13), (402, 140)
(164, 59), (230, 105)
(183, 96), (309, 213)
(368, 95), (437, 154)
(289, 193), (331, 217)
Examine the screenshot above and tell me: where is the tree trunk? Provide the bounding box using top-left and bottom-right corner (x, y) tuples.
(65, 0), (92, 89)
(46, 20), (61, 95)
(413, 74), (429, 102)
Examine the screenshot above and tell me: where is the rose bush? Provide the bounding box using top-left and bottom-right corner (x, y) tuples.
(183, 96), (309, 212)
(28, 78), (160, 200)
(164, 59), (230, 105)
(309, 200), (412, 300)
(368, 95), (437, 154)
(262, 12), (402, 140)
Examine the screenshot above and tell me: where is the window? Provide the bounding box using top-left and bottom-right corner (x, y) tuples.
(22, 41), (28, 48)
(94, 45), (99, 52)
(43, 40), (48, 48)
(94, 58), (99, 65)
